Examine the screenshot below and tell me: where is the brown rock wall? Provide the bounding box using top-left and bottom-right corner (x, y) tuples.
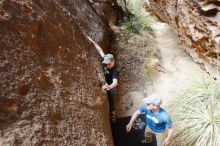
(90, 0), (122, 25)
(147, 0), (220, 78)
(0, 0), (113, 145)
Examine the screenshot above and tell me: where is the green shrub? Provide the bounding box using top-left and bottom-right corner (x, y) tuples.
(117, 0), (152, 34)
(172, 78), (220, 146)
(119, 17), (142, 34)
(144, 58), (154, 76)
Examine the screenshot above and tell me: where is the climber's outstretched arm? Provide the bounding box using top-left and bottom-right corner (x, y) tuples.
(87, 36), (105, 58)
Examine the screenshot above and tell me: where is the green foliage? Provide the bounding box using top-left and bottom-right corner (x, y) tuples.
(117, 0), (152, 34)
(117, 41), (128, 49)
(172, 78), (220, 146)
(144, 58), (154, 76)
(119, 17), (142, 34)
(144, 46), (160, 77)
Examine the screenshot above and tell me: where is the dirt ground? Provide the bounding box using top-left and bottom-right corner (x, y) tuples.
(112, 16), (209, 115)
(111, 24), (159, 118)
(111, 16), (209, 146)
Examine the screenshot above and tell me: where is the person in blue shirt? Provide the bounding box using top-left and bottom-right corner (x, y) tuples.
(126, 94), (173, 146)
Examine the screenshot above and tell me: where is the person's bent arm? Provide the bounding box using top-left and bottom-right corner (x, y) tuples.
(126, 110), (141, 132)
(163, 127), (173, 146)
(102, 79), (118, 91)
(107, 79), (118, 90)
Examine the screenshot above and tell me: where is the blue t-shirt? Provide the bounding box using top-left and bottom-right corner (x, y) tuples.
(138, 104), (172, 133)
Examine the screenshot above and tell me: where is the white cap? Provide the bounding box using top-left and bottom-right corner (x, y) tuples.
(142, 94), (162, 105)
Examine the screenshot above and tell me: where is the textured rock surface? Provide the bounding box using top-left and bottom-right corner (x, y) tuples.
(0, 0), (113, 145)
(90, 0), (122, 25)
(147, 0), (220, 78)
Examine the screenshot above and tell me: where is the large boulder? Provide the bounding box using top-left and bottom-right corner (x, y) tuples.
(147, 0), (220, 79)
(90, 0), (123, 25)
(0, 0), (114, 145)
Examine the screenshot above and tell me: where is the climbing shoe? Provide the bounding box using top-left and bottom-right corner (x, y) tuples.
(110, 111), (116, 123)
(141, 132), (153, 144)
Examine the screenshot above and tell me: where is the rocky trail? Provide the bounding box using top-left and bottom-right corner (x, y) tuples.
(115, 16), (209, 118)
(147, 17), (209, 108)
(113, 16), (210, 146)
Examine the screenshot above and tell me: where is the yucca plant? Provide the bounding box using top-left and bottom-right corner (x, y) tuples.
(172, 78), (220, 146)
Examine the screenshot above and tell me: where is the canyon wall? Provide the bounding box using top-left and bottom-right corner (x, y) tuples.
(147, 0), (220, 78)
(0, 0), (114, 145)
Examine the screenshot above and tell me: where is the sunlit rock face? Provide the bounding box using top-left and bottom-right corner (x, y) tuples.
(90, 0), (122, 25)
(148, 0), (220, 78)
(0, 0), (114, 145)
